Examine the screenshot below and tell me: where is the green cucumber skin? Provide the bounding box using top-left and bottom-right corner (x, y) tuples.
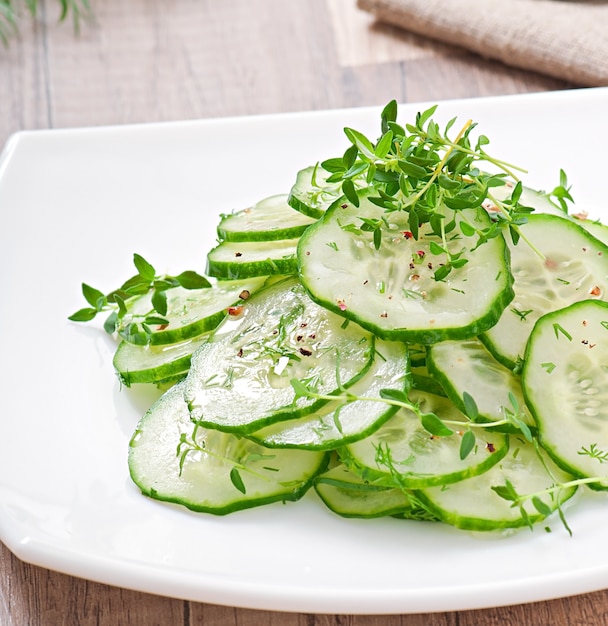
(129, 383), (330, 515)
(341, 390), (510, 490)
(287, 192), (325, 219)
(183, 278), (376, 435)
(480, 213), (608, 371)
(297, 199), (515, 345)
(522, 299), (608, 490)
(412, 443), (578, 532)
(216, 194), (316, 242)
(247, 339), (409, 451)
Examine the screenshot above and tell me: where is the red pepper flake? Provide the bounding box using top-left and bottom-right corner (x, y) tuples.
(239, 290), (251, 300)
(572, 211), (589, 220)
(299, 347), (313, 356)
(486, 442), (496, 453)
(411, 274), (420, 281)
(337, 299), (347, 311)
(544, 258), (558, 270)
(415, 250), (425, 259)
(227, 305), (244, 317)
(235, 252), (242, 257)
(157, 324), (169, 331)
(589, 285), (601, 296)
(402, 231), (413, 239)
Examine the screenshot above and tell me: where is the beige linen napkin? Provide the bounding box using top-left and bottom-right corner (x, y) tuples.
(357, 0), (608, 86)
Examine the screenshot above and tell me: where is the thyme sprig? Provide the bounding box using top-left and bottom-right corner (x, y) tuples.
(0, 0), (92, 46)
(177, 421), (277, 494)
(290, 378), (528, 462)
(68, 253), (210, 344)
(320, 101), (545, 281)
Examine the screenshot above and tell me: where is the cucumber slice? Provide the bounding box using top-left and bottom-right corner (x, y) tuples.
(183, 277), (375, 434)
(287, 165), (344, 218)
(427, 338), (534, 429)
(128, 383), (328, 514)
(313, 464), (424, 519)
(217, 194), (316, 242)
(492, 182), (608, 247)
(113, 335), (208, 386)
(410, 363), (446, 397)
(249, 338), (408, 450)
(120, 278), (264, 346)
(206, 239), (298, 279)
(414, 442), (577, 531)
(298, 197), (514, 343)
(342, 390), (509, 489)
(522, 299), (608, 488)
(480, 213), (608, 370)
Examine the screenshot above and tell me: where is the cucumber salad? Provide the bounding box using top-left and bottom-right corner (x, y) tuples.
(70, 102), (608, 534)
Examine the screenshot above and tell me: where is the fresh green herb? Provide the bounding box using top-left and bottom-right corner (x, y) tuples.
(68, 253), (211, 343)
(553, 323), (572, 341)
(319, 100), (534, 282)
(578, 443), (608, 464)
(511, 307), (533, 321)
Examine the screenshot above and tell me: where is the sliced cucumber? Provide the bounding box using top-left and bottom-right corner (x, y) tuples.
(128, 383), (328, 515)
(206, 239), (298, 280)
(492, 182), (608, 247)
(313, 463), (423, 519)
(427, 338), (534, 428)
(120, 278), (264, 346)
(183, 277), (375, 434)
(217, 194), (316, 242)
(522, 299), (608, 489)
(298, 197), (514, 343)
(480, 213), (608, 370)
(342, 390), (509, 489)
(113, 335), (208, 387)
(287, 165), (344, 218)
(248, 338), (408, 450)
(414, 441), (577, 531)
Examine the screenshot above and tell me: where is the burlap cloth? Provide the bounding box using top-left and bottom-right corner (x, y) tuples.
(357, 0), (608, 86)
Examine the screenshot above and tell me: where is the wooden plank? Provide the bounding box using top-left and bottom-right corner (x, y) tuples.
(0, 13), (49, 145)
(0, 1), (599, 625)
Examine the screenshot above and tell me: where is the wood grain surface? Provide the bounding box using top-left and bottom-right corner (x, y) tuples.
(1, 1), (606, 624)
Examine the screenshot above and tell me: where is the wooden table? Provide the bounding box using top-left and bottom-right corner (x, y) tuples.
(1, 1), (606, 624)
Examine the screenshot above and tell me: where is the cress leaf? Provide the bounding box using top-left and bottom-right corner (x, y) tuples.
(462, 391), (479, 421)
(81, 283), (105, 309)
(420, 412), (453, 437)
(532, 496), (552, 517)
(459, 430), (476, 460)
(229, 467), (247, 494)
(68, 307), (97, 322)
(133, 253), (156, 281)
(175, 271), (212, 290)
(151, 289), (168, 316)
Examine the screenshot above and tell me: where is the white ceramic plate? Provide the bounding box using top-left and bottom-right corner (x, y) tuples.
(1, 88), (607, 615)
